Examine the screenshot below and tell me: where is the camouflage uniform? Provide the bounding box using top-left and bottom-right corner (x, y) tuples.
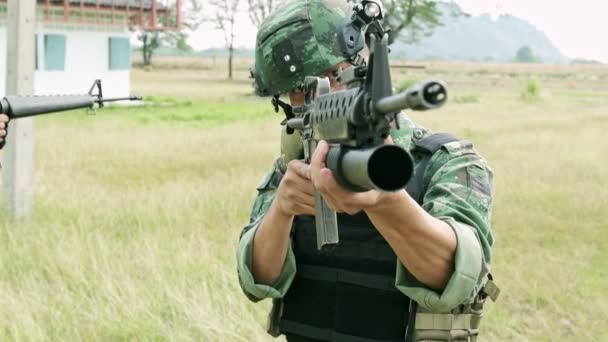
(237, 114), (494, 312)
(239, 0), (496, 340)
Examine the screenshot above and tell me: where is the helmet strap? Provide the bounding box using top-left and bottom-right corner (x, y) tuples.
(272, 95), (294, 119)
(272, 95), (297, 134)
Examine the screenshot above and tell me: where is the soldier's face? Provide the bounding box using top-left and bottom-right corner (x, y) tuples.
(288, 61), (352, 106)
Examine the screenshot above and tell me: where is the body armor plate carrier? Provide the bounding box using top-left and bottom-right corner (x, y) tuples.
(268, 133), (499, 342)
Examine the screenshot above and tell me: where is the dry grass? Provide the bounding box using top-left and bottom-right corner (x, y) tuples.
(0, 56), (606, 341)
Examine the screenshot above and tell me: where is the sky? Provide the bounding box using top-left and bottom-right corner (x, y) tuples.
(188, 0), (608, 63)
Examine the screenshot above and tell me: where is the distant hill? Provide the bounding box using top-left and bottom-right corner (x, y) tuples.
(132, 46), (255, 58)
(194, 48), (255, 58)
(167, 3), (566, 63)
(390, 3), (567, 63)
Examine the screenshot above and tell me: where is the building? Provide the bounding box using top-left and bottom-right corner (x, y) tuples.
(0, 0), (180, 97)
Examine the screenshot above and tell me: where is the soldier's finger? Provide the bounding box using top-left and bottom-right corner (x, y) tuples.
(296, 178), (315, 197)
(285, 169), (314, 196)
(287, 189), (315, 207)
(317, 167), (343, 194)
(301, 192), (315, 207)
(315, 169), (342, 208)
(0, 115), (8, 123)
(310, 140), (329, 185)
(313, 141), (329, 167)
(288, 159), (311, 180)
(295, 203), (315, 216)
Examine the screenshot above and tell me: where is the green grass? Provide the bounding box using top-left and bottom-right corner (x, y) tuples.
(452, 94), (480, 104)
(105, 97), (271, 126)
(0, 57), (607, 341)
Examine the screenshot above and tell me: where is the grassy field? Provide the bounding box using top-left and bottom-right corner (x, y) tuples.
(0, 56), (607, 341)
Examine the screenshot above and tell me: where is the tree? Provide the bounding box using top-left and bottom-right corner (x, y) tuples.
(247, 0), (285, 27)
(515, 45), (536, 63)
(139, 31), (161, 66)
(347, 0), (448, 45)
(138, 0), (204, 66)
(208, 0), (240, 79)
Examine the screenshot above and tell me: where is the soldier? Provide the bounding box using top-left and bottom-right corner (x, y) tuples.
(237, 0), (499, 341)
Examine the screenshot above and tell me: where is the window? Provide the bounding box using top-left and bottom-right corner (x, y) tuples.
(109, 37), (131, 70)
(44, 34), (66, 71)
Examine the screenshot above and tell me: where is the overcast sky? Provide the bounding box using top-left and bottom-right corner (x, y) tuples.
(188, 0), (608, 62)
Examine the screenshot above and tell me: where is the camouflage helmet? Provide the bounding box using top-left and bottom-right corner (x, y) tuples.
(252, 0), (352, 96)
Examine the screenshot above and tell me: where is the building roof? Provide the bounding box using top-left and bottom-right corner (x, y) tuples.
(42, 1), (166, 10)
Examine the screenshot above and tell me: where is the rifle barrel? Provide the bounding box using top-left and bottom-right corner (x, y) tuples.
(375, 80), (447, 114)
(99, 96), (143, 103)
(1, 95), (95, 119)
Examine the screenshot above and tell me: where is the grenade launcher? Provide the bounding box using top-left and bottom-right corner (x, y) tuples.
(284, 0), (448, 250)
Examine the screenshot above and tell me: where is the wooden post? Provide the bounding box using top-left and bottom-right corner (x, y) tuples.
(3, 0), (36, 219)
(176, 0), (181, 30)
(126, 0), (131, 28)
(45, 0), (50, 21)
(63, 0), (69, 21)
(139, 0), (144, 28)
(164, 1), (169, 28)
(150, 0), (157, 29)
(95, 0), (100, 24)
(80, 0), (84, 23)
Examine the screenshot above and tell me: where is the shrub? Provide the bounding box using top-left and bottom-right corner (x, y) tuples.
(520, 78), (541, 102)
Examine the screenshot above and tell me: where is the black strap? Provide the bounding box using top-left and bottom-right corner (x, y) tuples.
(414, 133), (459, 154)
(404, 300), (418, 341)
(406, 133), (460, 203)
(297, 264), (398, 292)
(282, 321), (405, 342)
(273, 95), (296, 134)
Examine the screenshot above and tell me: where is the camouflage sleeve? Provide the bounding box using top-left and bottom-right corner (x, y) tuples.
(236, 159), (297, 302)
(394, 139), (494, 312)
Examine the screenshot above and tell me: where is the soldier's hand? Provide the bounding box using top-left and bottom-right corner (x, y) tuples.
(0, 114), (8, 145)
(275, 160), (316, 216)
(311, 140), (397, 215)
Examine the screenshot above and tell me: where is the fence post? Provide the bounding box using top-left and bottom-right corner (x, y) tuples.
(3, 0), (36, 219)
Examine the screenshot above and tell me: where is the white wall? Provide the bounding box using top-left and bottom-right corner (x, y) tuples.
(34, 28), (131, 98)
(0, 25), (131, 98)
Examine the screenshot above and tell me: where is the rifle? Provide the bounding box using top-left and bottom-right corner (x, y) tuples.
(0, 79), (142, 119)
(0, 79), (142, 148)
(284, 0), (448, 251)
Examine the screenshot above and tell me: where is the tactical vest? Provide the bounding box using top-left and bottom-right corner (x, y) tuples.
(267, 133), (500, 342)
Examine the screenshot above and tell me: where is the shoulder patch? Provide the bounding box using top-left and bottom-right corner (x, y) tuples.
(442, 140), (476, 157)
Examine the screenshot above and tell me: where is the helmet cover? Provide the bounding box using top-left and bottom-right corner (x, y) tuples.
(253, 0), (352, 96)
